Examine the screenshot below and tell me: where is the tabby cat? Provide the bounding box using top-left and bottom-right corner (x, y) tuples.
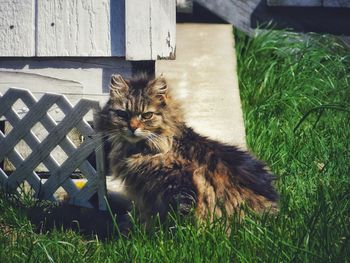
(96, 74), (278, 224)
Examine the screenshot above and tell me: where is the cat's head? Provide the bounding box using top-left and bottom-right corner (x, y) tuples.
(96, 73), (183, 152)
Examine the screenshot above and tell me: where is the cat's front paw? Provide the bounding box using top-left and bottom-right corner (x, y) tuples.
(169, 191), (197, 216)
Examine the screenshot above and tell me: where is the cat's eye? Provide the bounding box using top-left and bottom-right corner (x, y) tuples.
(141, 112), (154, 120)
(110, 109), (128, 119)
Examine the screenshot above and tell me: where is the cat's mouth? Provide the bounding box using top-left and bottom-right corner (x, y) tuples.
(123, 129), (145, 143)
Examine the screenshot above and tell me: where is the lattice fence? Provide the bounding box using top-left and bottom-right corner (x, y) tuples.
(0, 88), (107, 210)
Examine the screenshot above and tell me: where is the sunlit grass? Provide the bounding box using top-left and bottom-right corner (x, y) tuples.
(1, 29), (349, 262)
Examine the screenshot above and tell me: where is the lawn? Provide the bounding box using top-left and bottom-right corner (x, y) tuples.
(1, 30), (349, 262)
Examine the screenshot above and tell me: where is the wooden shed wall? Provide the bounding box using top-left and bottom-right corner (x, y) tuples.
(0, 0), (176, 60)
(0, 59), (155, 103)
(0, 0), (35, 56)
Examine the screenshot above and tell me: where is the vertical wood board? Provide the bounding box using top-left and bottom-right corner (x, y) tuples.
(194, 0), (260, 36)
(36, 0), (124, 56)
(151, 0), (176, 60)
(0, 0), (35, 56)
(125, 0), (176, 60)
(125, 0), (151, 60)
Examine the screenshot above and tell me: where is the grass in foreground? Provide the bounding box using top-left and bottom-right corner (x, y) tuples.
(1, 30), (350, 262)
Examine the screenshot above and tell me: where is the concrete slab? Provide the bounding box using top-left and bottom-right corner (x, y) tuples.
(156, 23), (246, 148)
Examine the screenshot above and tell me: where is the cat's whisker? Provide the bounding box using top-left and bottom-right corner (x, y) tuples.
(76, 132), (120, 153)
(147, 137), (162, 152)
(146, 133), (163, 152)
(94, 133), (123, 152)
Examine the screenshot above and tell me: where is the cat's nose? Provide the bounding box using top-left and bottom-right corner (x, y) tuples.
(129, 117), (140, 132)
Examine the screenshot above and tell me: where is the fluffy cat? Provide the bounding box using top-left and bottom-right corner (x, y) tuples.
(95, 74), (278, 225)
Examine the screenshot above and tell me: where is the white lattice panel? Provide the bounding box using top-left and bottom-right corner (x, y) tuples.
(0, 88), (106, 210)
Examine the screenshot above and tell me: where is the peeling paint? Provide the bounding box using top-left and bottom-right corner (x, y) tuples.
(157, 45), (176, 60)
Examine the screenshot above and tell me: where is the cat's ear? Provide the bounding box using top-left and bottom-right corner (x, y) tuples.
(109, 74), (129, 99)
(147, 76), (168, 102)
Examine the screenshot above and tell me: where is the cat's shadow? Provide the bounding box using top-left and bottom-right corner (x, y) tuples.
(26, 192), (131, 240)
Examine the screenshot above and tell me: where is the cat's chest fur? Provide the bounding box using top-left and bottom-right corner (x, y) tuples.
(111, 143), (196, 219)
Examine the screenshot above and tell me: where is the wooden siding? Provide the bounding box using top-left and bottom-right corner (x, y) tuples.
(0, 58), (135, 104)
(0, 0), (35, 56)
(194, 0), (260, 35)
(36, 0), (124, 56)
(195, 0), (350, 36)
(125, 0), (176, 60)
(0, 0), (176, 60)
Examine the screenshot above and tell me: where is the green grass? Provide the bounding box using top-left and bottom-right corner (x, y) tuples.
(1, 30), (350, 262)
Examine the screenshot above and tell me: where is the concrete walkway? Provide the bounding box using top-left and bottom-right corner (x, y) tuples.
(156, 23), (246, 148)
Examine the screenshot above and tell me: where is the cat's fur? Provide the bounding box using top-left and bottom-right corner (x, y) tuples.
(95, 74), (278, 224)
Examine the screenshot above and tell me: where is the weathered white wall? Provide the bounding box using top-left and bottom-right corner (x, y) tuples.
(125, 0), (176, 60)
(0, 0), (176, 59)
(0, 0), (35, 56)
(0, 58), (134, 104)
(36, 0), (124, 56)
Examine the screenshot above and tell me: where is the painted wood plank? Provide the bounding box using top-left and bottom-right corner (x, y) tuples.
(125, 0), (176, 60)
(95, 136), (107, 210)
(0, 169), (7, 183)
(36, 0), (124, 56)
(0, 88), (27, 119)
(0, 71), (83, 95)
(267, 0), (322, 6)
(0, 58), (134, 99)
(70, 177), (99, 207)
(194, 0), (260, 35)
(323, 0), (350, 8)
(0, 0), (35, 56)
(196, 0), (350, 35)
(151, 0), (176, 60)
(125, 0), (151, 60)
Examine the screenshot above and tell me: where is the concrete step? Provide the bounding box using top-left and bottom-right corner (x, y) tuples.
(156, 23), (246, 148)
